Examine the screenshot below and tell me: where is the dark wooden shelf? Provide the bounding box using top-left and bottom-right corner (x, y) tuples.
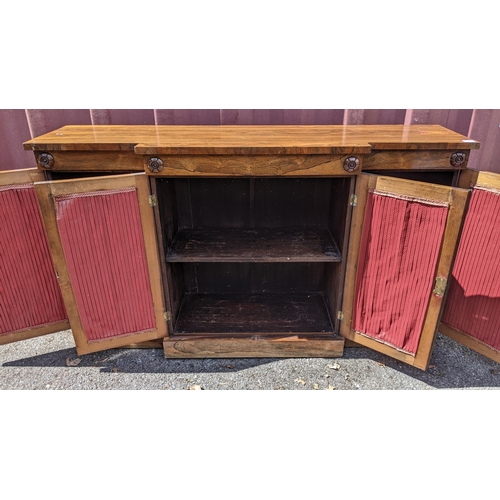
(165, 228), (341, 262)
(174, 292), (334, 335)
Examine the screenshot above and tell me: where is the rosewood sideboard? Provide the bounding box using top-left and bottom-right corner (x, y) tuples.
(1, 124), (498, 371)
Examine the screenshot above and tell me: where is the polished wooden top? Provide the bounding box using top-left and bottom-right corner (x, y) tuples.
(23, 125), (480, 154)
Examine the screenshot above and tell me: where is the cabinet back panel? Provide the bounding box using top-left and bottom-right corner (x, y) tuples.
(162, 178), (347, 229)
(173, 178), (193, 228)
(181, 262), (329, 294)
(253, 178), (331, 227)
(155, 178), (178, 247)
(188, 178), (251, 228)
(328, 177), (352, 250)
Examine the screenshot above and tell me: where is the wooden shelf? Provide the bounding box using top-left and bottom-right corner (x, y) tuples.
(165, 228), (341, 263)
(174, 292), (334, 335)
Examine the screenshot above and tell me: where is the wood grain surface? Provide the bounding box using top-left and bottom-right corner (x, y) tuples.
(174, 292), (334, 335)
(0, 168), (46, 186)
(363, 150), (469, 171)
(165, 228), (341, 262)
(142, 154), (361, 177)
(33, 151), (144, 172)
(23, 125), (480, 153)
(163, 335), (344, 358)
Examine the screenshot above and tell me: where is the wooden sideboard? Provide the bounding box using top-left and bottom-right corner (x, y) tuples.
(3, 124), (499, 371)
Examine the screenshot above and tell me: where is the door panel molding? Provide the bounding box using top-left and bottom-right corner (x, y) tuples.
(34, 173), (167, 355)
(341, 173), (468, 370)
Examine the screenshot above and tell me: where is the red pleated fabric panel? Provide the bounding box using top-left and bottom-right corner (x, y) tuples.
(0, 184), (67, 336)
(441, 188), (500, 351)
(55, 188), (156, 343)
(352, 191), (449, 354)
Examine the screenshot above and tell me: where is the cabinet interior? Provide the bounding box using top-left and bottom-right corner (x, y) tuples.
(364, 170), (457, 186)
(46, 171), (136, 180)
(155, 177), (353, 336)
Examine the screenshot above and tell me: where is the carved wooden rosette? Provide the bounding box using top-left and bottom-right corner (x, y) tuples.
(147, 157), (164, 173)
(450, 152), (467, 167)
(36, 153), (55, 169)
(343, 157), (360, 172)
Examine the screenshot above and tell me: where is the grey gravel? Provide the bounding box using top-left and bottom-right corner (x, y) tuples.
(1, 329), (499, 389)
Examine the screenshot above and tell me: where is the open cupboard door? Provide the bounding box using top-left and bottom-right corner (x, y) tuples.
(34, 173), (167, 355)
(440, 170), (500, 364)
(340, 173), (468, 370)
(0, 169), (70, 345)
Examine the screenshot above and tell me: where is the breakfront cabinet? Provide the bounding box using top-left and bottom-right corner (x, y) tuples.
(2, 124), (498, 371)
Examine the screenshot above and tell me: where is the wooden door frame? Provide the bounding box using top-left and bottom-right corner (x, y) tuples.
(439, 168), (500, 364)
(341, 173), (469, 370)
(34, 173), (167, 355)
(0, 168), (46, 185)
(0, 168), (70, 345)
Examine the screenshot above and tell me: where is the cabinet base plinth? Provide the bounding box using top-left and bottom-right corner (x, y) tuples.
(121, 337), (361, 352)
(163, 335), (344, 358)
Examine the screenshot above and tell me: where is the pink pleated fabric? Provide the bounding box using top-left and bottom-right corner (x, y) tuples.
(441, 187), (500, 351)
(352, 190), (449, 354)
(0, 184), (67, 336)
(55, 188), (156, 343)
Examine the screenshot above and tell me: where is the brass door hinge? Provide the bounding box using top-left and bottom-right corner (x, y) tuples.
(350, 194), (357, 207)
(148, 194), (157, 207)
(433, 277), (447, 297)
(164, 311), (171, 322)
(337, 311), (344, 321)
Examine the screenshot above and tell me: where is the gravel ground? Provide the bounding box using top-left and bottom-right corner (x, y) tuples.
(2, 328), (498, 500)
(1, 329), (499, 390)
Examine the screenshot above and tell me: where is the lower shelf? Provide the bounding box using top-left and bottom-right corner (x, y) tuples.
(174, 292), (334, 335)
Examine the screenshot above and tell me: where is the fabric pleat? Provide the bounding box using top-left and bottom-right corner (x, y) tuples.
(0, 184), (67, 336)
(55, 188), (156, 342)
(441, 188), (500, 351)
(352, 190), (448, 354)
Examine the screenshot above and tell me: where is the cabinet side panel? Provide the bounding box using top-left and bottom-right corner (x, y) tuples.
(54, 188), (156, 342)
(441, 188), (500, 351)
(352, 191), (448, 354)
(0, 185), (67, 336)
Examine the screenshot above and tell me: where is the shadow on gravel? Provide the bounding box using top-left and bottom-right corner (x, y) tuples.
(3, 347), (277, 374)
(4, 333), (500, 389)
(342, 333), (500, 389)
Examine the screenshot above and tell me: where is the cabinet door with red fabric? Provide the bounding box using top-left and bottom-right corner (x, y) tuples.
(34, 173), (167, 355)
(0, 169), (69, 346)
(440, 170), (500, 364)
(341, 173), (468, 370)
